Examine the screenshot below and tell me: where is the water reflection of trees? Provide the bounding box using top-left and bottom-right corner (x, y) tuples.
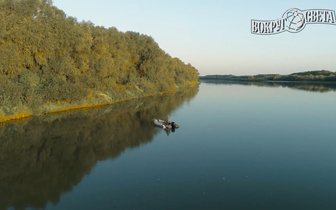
(0, 86), (198, 210)
(201, 80), (336, 93)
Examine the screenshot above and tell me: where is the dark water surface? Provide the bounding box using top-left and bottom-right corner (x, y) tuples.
(2, 83), (336, 210)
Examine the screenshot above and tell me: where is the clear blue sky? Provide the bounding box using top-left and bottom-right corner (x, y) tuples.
(53, 0), (336, 76)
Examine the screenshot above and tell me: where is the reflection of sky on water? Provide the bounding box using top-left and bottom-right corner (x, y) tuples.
(46, 83), (336, 209)
(0, 84), (328, 209)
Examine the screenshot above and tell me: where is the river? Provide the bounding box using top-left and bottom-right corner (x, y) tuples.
(1, 82), (336, 210)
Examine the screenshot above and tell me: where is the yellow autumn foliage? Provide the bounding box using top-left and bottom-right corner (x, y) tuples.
(0, 0), (199, 122)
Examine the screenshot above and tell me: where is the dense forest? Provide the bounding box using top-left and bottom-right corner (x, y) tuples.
(0, 0), (199, 122)
(200, 70), (336, 82)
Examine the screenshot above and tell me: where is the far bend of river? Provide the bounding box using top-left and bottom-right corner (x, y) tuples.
(1, 82), (336, 210)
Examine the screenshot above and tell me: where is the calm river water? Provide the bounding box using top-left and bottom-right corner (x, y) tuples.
(1, 82), (336, 210)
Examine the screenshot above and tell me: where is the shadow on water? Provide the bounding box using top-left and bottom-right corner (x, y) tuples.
(200, 80), (336, 93)
(0, 86), (198, 210)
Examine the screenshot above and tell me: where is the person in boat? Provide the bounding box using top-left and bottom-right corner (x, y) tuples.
(164, 115), (172, 127)
(165, 115), (170, 124)
(165, 115), (179, 129)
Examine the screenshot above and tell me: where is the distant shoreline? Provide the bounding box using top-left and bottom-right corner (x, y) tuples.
(199, 71), (336, 93)
(200, 79), (336, 85)
(200, 70), (336, 83)
(199, 70), (336, 93)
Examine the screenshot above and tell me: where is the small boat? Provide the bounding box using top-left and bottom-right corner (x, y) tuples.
(153, 118), (179, 129)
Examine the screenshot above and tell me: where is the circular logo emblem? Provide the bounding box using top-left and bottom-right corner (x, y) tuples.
(282, 8), (306, 33)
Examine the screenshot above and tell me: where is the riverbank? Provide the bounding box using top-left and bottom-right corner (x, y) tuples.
(0, 81), (198, 123)
(0, 0), (199, 123)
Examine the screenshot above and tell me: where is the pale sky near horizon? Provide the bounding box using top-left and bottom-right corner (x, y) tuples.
(53, 0), (336, 76)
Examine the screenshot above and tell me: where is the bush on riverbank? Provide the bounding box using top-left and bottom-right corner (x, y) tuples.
(0, 0), (199, 122)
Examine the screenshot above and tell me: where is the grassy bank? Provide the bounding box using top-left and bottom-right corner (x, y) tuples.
(0, 80), (198, 123)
